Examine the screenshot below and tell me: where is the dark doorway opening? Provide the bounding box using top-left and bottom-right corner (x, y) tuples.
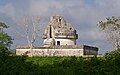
(57, 41), (60, 45)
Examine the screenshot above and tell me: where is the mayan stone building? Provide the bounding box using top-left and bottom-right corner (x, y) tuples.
(43, 16), (78, 47)
(16, 15), (98, 56)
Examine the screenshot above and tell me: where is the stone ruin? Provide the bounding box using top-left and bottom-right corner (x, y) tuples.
(16, 15), (98, 56)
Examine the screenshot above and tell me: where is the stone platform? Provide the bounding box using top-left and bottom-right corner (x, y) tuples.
(16, 45), (98, 56)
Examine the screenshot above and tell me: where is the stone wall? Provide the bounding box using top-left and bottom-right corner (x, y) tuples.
(16, 48), (84, 56)
(55, 39), (76, 45)
(84, 49), (98, 55)
(16, 45), (98, 56)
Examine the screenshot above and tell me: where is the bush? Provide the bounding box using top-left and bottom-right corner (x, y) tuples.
(1, 50), (120, 75)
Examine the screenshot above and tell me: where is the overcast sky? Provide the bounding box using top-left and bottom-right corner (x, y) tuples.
(0, 0), (120, 54)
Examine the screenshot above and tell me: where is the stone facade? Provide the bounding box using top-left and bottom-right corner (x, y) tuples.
(16, 45), (98, 56)
(16, 15), (98, 56)
(43, 15), (78, 47)
(16, 48), (84, 56)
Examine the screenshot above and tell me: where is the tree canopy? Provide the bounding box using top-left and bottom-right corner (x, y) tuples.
(0, 22), (13, 58)
(98, 16), (120, 50)
(0, 22), (13, 48)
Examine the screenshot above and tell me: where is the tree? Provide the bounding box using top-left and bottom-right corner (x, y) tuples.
(0, 22), (13, 48)
(22, 16), (41, 48)
(15, 16), (41, 56)
(98, 16), (120, 50)
(0, 22), (13, 58)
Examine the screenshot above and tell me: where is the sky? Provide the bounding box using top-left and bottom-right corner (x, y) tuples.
(0, 0), (120, 54)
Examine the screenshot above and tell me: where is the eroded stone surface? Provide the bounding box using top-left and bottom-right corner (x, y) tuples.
(43, 15), (78, 47)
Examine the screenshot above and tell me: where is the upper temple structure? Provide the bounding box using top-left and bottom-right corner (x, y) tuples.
(43, 16), (78, 47)
(16, 15), (98, 56)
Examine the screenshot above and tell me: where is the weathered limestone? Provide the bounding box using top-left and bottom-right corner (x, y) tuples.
(16, 49), (84, 56)
(43, 15), (78, 47)
(16, 45), (98, 56)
